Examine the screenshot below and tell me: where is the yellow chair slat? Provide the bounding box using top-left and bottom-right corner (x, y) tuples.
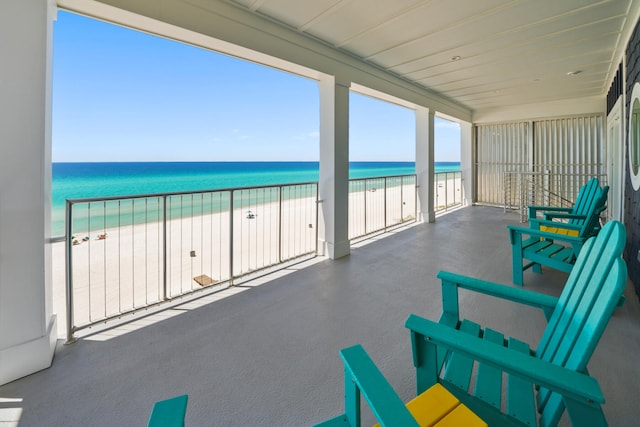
(539, 225), (579, 237)
(435, 404), (487, 427)
(373, 383), (486, 427)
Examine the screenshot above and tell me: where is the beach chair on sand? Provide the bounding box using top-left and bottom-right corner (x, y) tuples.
(508, 185), (608, 286)
(313, 220), (626, 427)
(147, 395), (188, 427)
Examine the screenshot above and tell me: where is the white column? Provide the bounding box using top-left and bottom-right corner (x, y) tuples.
(318, 76), (350, 259)
(460, 121), (474, 205)
(416, 107), (435, 222)
(0, 0), (57, 385)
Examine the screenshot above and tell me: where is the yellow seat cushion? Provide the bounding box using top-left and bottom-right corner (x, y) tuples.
(373, 383), (487, 427)
(539, 225), (579, 237)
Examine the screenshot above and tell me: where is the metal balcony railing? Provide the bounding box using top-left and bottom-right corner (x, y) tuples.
(63, 173), (423, 341)
(434, 171), (464, 212)
(64, 182), (318, 342)
(348, 174), (417, 240)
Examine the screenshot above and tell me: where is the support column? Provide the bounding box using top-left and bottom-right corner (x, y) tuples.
(318, 75), (350, 259)
(416, 107), (435, 222)
(460, 121), (474, 205)
(0, 0), (57, 385)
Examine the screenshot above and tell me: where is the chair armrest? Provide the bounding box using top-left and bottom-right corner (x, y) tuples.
(405, 315), (604, 405)
(438, 270), (558, 310)
(437, 270), (558, 322)
(541, 212), (587, 221)
(529, 218), (583, 231)
(336, 345), (420, 427)
(507, 224), (585, 245)
(528, 205), (572, 219)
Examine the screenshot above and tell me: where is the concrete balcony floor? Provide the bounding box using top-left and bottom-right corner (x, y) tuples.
(1, 206), (639, 426)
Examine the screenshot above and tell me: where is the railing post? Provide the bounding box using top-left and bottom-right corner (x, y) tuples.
(314, 184), (319, 255)
(414, 174), (417, 222)
(445, 172), (449, 210)
(162, 195), (168, 300)
(400, 176), (404, 223)
(434, 172), (439, 212)
(278, 185), (283, 263)
(458, 172), (462, 205)
(458, 172), (461, 205)
(384, 177), (388, 232)
(65, 200), (76, 344)
(229, 190), (234, 286)
(363, 180), (367, 235)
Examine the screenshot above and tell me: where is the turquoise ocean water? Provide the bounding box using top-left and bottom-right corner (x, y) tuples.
(52, 161), (460, 235)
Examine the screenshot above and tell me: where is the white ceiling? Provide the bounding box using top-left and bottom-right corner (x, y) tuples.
(226, 0), (639, 113)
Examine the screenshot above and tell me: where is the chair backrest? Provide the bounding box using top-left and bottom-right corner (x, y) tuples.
(575, 185), (608, 237)
(568, 177), (600, 226)
(534, 220), (626, 427)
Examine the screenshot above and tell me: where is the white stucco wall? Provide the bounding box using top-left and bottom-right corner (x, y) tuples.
(460, 121), (473, 205)
(0, 0), (57, 385)
(318, 76), (350, 259)
(416, 107), (435, 223)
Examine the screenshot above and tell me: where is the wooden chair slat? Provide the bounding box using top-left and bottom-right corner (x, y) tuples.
(443, 320), (481, 390)
(506, 338), (536, 426)
(473, 328), (504, 409)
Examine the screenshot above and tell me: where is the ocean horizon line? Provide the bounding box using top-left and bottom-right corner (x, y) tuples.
(52, 160), (460, 164)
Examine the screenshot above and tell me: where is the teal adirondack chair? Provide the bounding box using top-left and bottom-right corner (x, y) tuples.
(147, 395), (188, 427)
(407, 220), (626, 427)
(312, 344), (487, 427)
(531, 184), (608, 238)
(527, 177), (600, 223)
(508, 185), (608, 285)
(313, 222), (627, 427)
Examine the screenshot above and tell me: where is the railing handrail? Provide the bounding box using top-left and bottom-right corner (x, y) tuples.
(348, 173), (416, 182)
(64, 180), (320, 205)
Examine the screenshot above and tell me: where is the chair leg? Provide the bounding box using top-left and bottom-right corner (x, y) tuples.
(532, 263), (542, 274)
(510, 232), (524, 286)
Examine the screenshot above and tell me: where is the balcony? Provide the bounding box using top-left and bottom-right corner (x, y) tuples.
(1, 206), (638, 426)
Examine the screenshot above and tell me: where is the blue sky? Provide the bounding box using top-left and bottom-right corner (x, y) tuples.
(52, 11), (460, 162)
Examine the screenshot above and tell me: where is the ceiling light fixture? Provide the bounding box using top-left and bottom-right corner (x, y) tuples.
(566, 70), (582, 76)
(451, 55), (461, 61)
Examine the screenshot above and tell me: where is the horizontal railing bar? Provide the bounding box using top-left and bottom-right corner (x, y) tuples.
(348, 173), (415, 182)
(65, 176), (408, 204)
(65, 181), (319, 205)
